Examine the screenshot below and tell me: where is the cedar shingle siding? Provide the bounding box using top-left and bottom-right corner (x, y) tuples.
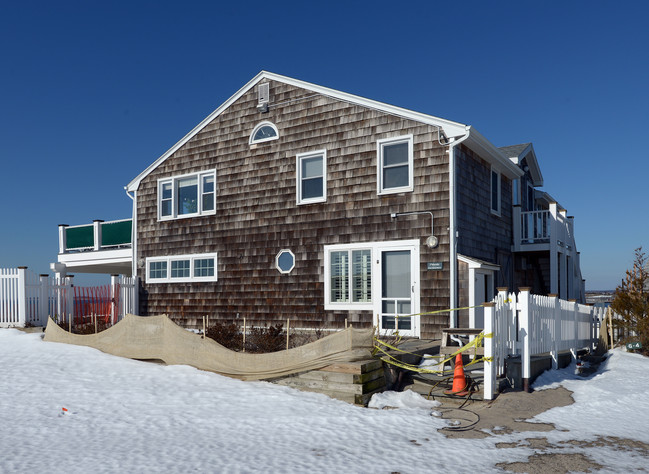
(136, 81), (454, 337)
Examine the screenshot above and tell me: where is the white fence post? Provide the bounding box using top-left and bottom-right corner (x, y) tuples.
(549, 294), (560, 369)
(133, 276), (139, 316)
(110, 274), (119, 325)
(67, 275), (75, 328)
(483, 302), (495, 400)
(519, 287), (531, 392)
(39, 274), (49, 325)
(17, 267), (27, 327)
(570, 299), (578, 360)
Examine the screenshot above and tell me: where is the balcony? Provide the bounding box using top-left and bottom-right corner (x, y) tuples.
(512, 203), (583, 301)
(513, 204), (574, 253)
(54, 219), (133, 276)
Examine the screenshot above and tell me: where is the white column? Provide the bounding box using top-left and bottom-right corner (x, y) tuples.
(559, 253), (567, 300)
(93, 220), (104, 251)
(512, 205), (521, 251)
(519, 287), (531, 392)
(58, 225), (68, 254)
(549, 202), (559, 295)
(483, 302), (495, 400)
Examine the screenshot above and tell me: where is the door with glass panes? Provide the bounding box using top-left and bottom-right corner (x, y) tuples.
(375, 244), (419, 337)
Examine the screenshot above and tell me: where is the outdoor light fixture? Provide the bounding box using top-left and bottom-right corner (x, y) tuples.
(390, 211), (438, 249)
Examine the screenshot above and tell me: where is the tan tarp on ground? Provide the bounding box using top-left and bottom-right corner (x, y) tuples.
(44, 314), (374, 380)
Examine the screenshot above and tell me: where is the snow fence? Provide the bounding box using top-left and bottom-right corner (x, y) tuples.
(43, 314), (374, 380)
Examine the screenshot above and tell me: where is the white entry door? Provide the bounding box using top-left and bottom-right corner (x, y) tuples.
(376, 243), (419, 337)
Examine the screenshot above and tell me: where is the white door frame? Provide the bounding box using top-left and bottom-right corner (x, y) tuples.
(374, 240), (420, 338)
(458, 255), (499, 329)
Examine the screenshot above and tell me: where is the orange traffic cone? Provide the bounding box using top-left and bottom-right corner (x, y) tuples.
(444, 353), (469, 396)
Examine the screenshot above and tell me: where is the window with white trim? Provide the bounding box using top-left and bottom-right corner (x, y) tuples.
(158, 170), (216, 220)
(276, 249), (295, 274)
(249, 121), (279, 145)
(377, 135), (413, 194)
(146, 253), (217, 283)
(491, 167), (501, 215)
(325, 246), (372, 309)
(296, 150), (326, 204)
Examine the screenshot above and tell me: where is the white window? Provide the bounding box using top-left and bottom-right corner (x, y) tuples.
(158, 170), (216, 220)
(276, 249), (295, 274)
(377, 135), (413, 194)
(325, 245), (373, 310)
(249, 121), (279, 145)
(296, 150), (326, 204)
(490, 167), (501, 215)
(146, 253), (217, 283)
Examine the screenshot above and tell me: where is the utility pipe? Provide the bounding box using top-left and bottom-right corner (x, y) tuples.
(447, 127), (471, 328)
(125, 187), (137, 278)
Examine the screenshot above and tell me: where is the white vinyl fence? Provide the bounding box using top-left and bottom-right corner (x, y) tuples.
(483, 288), (606, 400)
(0, 267), (138, 328)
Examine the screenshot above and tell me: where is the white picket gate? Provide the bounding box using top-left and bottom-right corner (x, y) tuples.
(483, 288), (606, 400)
(0, 267), (138, 328)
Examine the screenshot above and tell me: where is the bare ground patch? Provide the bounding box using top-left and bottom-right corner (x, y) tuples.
(439, 387), (574, 439)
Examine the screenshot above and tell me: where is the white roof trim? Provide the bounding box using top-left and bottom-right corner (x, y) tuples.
(464, 128), (523, 180)
(126, 71), (522, 191)
(458, 254), (500, 271)
(506, 143), (544, 186)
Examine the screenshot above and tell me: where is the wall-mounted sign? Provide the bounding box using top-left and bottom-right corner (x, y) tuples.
(427, 262), (443, 270)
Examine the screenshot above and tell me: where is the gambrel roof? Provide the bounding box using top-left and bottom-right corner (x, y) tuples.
(126, 71), (521, 192)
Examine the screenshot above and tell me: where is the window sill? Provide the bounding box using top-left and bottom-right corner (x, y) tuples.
(158, 210), (216, 222)
(297, 197), (326, 206)
(378, 186), (414, 196)
(324, 302), (373, 311)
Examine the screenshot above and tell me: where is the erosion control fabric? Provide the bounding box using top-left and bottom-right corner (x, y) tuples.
(44, 314), (373, 380)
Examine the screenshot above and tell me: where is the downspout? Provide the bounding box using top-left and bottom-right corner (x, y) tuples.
(125, 187), (137, 278)
(447, 126), (471, 328)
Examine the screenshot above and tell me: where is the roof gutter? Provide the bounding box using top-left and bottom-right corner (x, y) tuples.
(448, 127), (471, 328)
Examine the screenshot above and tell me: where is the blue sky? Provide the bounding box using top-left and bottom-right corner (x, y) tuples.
(1, 1), (647, 290)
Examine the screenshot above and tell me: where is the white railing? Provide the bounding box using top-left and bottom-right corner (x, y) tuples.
(483, 288), (605, 400)
(0, 267), (138, 328)
(520, 210), (550, 242)
(514, 203), (575, 250)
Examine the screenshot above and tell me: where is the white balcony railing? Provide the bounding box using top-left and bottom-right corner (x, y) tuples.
(513, 203), (584, 302)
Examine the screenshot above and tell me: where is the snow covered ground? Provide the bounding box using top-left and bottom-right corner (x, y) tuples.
(1, 329), (648, 473)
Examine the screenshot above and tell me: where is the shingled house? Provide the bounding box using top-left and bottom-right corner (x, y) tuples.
(53, 72), (584, 338)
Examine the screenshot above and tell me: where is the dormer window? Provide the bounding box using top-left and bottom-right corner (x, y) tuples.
(249, 121), (279, 145)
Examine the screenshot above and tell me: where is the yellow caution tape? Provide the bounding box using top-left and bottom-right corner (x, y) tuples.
(372, 331), (494, 374)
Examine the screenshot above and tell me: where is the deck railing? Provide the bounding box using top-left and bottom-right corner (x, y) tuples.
(514, 203), (574, 250)
(59, 219), (132, 253)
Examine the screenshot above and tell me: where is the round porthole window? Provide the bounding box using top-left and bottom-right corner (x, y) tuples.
(276, 249), (295, 274)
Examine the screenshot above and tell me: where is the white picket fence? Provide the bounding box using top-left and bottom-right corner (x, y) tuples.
(483, 288), (606, 400)
(0, 267), (138, 328)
